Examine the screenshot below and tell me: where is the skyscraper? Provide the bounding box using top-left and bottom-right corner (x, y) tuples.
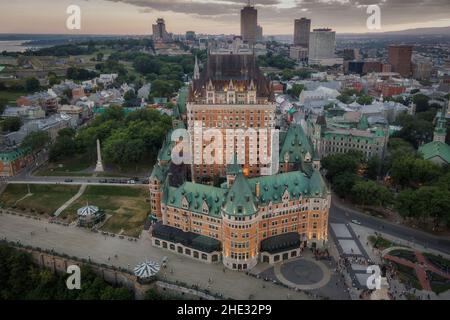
(388, 45), (413, 78)
(293, 18), (311, 47)
(152, 18), (171, 42)
(256, 25), (263, 42)
(308, 28), (342, 66)
(241, 4), (258, 45)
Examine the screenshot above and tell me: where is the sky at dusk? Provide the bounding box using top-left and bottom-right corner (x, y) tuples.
(0, 0), (449, 35)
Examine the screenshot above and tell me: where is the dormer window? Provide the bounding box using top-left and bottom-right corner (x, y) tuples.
(181, 196), (189, 209)
(202, 200), (209, 214)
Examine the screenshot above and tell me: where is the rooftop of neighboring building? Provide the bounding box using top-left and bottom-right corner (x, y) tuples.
(418, 140), (450, 164)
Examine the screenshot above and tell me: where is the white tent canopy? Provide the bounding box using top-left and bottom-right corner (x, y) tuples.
(77, 205), (99, 217)
(134, 261), (161, 278)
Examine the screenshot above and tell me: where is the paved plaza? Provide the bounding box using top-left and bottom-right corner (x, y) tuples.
(258, 251), (351, 300)
(329, 222), (373, 289)
(0, 212), (309, 300)
(338, 239), (362, 255)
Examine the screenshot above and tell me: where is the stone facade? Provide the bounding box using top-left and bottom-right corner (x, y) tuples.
(149, 44), (330, 271)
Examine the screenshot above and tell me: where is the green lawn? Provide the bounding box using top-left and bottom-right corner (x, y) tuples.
(368, 235), (396, 250)
(394, 263), (422, 290)
(0, 184), (80, 216)
(389, 249), (418, 263)
(0, 90), (27, 105)
(423, 253), (450, 272)
(34, 153), (154, 178)
(0, 184), (30, 207)
(34, 153), (95, 177)
(60, 186), (149, 237)
(427, 271), (450, 294)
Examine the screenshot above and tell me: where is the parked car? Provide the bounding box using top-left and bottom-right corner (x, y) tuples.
(64, 179), (73, 183)
(351, 219), (362, 225)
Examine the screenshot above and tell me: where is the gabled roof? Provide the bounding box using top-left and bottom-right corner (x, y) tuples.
(279, 124), (313, 165)
(0, 147), (31, 163)
(248, 171), (312, 205)
(164, 182), (227, 218)
(150, 163), (166, 181)
(309, 169), (328, 197)
(419, 141), (450, 164)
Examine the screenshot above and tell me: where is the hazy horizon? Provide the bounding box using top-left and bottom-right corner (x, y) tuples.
(1, 0), (449, 36)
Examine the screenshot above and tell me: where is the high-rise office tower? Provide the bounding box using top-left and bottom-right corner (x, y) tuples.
(241, 4), (258, 45)
(293, 18), (311, 47)
(152, 18), (171, 42)
(308, 28), (341, 66)
(388, 45), (413, 78)
(256, 25), (263, 42)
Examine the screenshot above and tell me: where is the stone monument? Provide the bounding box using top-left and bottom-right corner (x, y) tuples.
(94, 139), (104, 172)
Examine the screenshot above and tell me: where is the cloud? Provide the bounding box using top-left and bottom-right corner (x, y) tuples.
(103, 0), (450, 31)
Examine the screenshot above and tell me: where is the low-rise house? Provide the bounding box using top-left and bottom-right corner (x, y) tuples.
(1, 106), (45, 120)
(137, 83), (152, 100)
(300, 86), (340, 105)
(0, 147), (34, 177)
(16, 90), (59, 113)
(3, 114), (73, 147)
(57, 104), (90, 125)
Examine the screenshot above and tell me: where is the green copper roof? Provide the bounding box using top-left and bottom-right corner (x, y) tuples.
(248, 171), (312, 205)
(158, 131), (174, 162)
(223, 173), (258, 216)
(309, 169), (328, 197)
(226, 153), (242, 176)
(163, 169), (330, 219)
(150, 163), (166, 181)
(279, 124), (312, 164)
(357, 115), (369, 130)
(164, 182), (227, 218)
(419, 141), (450, 164)
(0, 147), (31, 163)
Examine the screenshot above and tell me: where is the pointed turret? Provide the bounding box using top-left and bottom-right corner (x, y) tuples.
(223, 172), (257, 216)
(193, 56), (200, 80)
(309, 169), (327, 197)
(433, 108), (447, 143)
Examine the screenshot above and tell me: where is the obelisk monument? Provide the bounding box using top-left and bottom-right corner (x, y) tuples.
(94, 139), (104, 172)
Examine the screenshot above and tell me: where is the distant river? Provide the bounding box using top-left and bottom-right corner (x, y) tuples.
(0, 40), (34, 53)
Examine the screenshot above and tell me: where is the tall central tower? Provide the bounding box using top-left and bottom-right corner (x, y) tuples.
(241, 4), (258, 45)
(187, 39), (276, 183)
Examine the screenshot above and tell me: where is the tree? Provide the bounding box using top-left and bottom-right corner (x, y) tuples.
(289, 84), (305, 98)
(49, 134), (78, 161)
(351, 180), (393, 207)
(356, 95), (374, 105)
(396, 187), (450, 228)
(412, 94), (430, 113)
(390, 155), (442, 188)
(365, 156), (381, 180)
(21, 131), (51, 152)
(96, 52), (104, 62)
(0, 97), (8, 115)
(1, 117), (22, 132)
(331, 173), (360, 198)
(124, 90), (136, 101)
(322, 151), (363, 181)
(394, 113), (434, 148)
(24, 77), (40, 92)
(133, 55), (160, 74)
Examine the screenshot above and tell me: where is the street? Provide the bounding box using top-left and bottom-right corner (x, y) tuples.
(330, 200), (450, 255)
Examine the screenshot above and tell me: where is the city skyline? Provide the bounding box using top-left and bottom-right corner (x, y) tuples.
(1, 0), (450, 36)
